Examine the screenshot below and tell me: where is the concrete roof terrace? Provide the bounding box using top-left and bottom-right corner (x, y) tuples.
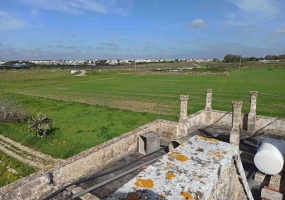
(68, 126), (285, 200)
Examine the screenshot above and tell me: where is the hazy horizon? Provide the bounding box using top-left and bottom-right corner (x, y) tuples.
(1, 0), (285, 60)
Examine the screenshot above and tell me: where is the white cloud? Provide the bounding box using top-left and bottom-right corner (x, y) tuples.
(20, 0), (132, 15)
(0, 10), (25, 31)
(21, 0), (106, 14)
(187, 19), (205, 28)
(227, 0), (279, 25)
(229, 0), (277, 13)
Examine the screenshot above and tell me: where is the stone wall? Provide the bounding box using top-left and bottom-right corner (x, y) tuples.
(211, 110), (285, 133)
(1, 119), (176, 200)
(255, 116), (285, 132)
(178, 110), (205, 138)
(159, 120), (179, 139)
(212, 110), (233, 127)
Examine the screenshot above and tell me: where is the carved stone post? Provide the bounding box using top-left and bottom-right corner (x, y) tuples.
(179, 95), (189, 122)
(230, 101), (243, 148)
(248, 91), (258, 133)
(204, 89), (213, 125)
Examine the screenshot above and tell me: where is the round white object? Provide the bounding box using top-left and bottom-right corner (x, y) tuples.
(254, 138), (285, 175)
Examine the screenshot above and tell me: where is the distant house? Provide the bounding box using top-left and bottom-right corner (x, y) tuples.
(107, 60), (119, 65)
(12, 63), (29, 68)
(258, 60), (279, 64)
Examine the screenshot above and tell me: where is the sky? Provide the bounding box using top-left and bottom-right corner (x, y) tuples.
(0, 0), (285, 60)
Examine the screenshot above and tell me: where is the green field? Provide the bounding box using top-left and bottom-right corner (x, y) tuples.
(0, 151), (35, 187)
(0, 66), (285, 160)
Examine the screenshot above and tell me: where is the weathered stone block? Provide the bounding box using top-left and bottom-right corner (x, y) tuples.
(253, 171), (266, 182)
(108, 135), (253, 200)
(261, 188), (283, 200)
(138, 131), (160, 155)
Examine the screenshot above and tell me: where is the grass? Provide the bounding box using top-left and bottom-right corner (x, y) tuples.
(2, 67), (284, 117)
(0, 151), (35, 187)
(0, 93), (176, 158)
(0, 65), (284, 159)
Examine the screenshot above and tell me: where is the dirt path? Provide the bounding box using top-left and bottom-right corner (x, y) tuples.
(0, 135), (62, 169)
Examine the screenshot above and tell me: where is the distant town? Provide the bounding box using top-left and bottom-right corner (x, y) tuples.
(0, 58), (218, 67)
(0, 53), (283, 68)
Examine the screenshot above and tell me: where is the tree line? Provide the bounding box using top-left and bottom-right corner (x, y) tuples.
(223, 54), (285, 63)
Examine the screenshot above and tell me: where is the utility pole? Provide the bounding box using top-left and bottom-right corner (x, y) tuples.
(135, 60), (137, 71)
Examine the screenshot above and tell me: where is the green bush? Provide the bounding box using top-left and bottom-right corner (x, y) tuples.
(28, 113), (53, 137)
(0, 96), (29, 123)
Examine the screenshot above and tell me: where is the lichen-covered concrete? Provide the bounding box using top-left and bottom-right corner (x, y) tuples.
(107, 135), (253, 200)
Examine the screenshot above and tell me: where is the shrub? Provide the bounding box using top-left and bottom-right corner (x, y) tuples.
(28, 113), (53, 137)
(0, 96), (29, 123)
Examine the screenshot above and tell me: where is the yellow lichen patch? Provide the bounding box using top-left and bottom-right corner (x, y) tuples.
(180, 192), (192, 199)
(198, 136), (219, 143)
(222, 151), (227, 154)
(127, 192), (139, 200)
(160, 194), (166, 198)
(166, 173), (176, 180)
(134, 178), (154, 188)
(207, 151), (222, 159)
(165, 162), (171, 170)
(215, 153), (221, 158)
(175, 154), (189, 162)
(180, 143), (185, 146)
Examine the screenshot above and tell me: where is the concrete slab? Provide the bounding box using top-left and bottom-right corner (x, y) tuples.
(107, 135), (253, 200)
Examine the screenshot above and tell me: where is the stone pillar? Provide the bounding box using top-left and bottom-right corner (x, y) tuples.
(230, 101), (243, 148)
(205, 89), (213, 110)
(179, 95), (189, 121)
(247, 91), (258, 133)
(204, 89), (213, 125)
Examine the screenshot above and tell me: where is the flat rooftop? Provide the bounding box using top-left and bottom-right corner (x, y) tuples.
(70, 125), (285, 200)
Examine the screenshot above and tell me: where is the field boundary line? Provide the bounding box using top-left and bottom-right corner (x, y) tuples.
(0, 134), (62, 169)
